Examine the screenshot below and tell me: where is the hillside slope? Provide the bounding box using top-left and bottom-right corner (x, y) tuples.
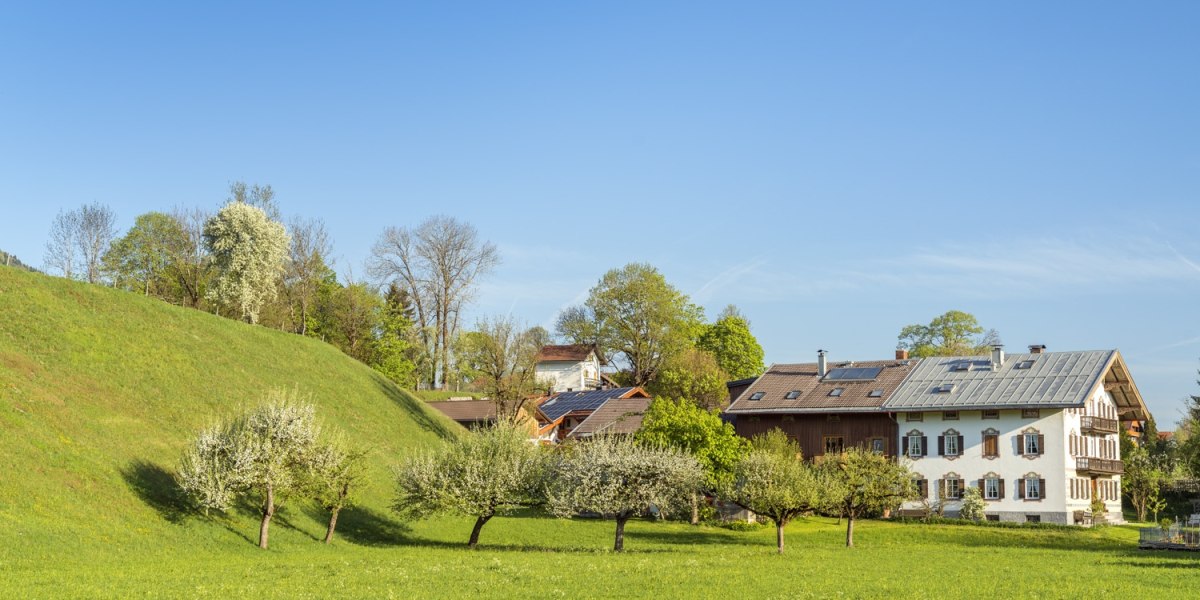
(0, 265), (457, 555)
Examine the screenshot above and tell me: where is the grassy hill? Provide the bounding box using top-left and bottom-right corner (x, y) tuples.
(0, 265), (458, 558)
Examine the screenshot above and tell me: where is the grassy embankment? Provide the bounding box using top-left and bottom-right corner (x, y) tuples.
(0, 266), (1196, 598)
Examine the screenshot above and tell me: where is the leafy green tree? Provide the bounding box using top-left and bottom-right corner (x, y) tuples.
(1180, 365), (1200, 478)
(556, 263), (705, 386)
(177, 389), (321, 549)
(896, 310), (1000, 357)
(102, 212), (188, 297)
(637, 397), (749, 523)
(453, 316), (547, 419)
(371, 283), (419, 388)
(720, 430), (820, 554)
(547, 435), (703, 552)
(697, 306), (765, 380)
(203, 202), (290, 324)
(817, 447), (916, 547)
(305, 438), (368, 544)
(1123, 446), (1165, 522)
(650, 348), (730, 409)
(395, 421), (546, 548)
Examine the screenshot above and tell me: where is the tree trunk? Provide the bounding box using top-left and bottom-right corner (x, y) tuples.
(845, 514), (854, 548)
(776, 519), (786, 554)
(324, 507), (340, 544)
(690, 493), (700, 525)
(614, 513), (630, 552)
(468, 513), (493, 549)
(259, 483), (275, 549)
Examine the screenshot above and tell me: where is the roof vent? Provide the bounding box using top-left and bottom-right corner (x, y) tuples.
(990, 345), (1005, 370)
(817, 349), (828, 377)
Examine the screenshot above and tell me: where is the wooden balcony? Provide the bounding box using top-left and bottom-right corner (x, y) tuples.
(1076, 457), (1123, 475)
(1080, 415), (1119, 435)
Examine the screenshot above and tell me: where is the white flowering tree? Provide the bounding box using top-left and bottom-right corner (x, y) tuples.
(305, 438), (368, 544)
(394, 421), (546, 548)
(177, 390), (320, 549)
(202, 202), (289, 324)
(546, 436), (703, 552)
(720, 429), (822, 554)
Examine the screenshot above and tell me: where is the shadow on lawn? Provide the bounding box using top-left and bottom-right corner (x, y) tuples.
(120, 459), (192, 524)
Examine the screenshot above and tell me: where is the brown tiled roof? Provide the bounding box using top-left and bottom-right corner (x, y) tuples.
(725, 359), (918, 414)
(428, 400), (497, 423)
(568, 397), (652, 437)
(536, 344), (598, 363)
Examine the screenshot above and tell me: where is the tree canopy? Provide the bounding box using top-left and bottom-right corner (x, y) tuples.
(720, 429), (820, 553)
(697, 307), (765, 380)
(816, 447), (916, 547)
(636, 397), (749, 492)
(203, 202), (290, 324)
(896, 310), (1001, 358)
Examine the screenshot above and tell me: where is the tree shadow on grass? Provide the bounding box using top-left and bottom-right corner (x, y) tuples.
(319, 505), (415, 547)
(120, 459), (193, 524)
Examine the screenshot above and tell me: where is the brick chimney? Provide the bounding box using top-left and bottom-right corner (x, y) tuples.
(1029, 344), (1046, 355)
(818, 349), (828, 377)
(896, 349), (909, 360)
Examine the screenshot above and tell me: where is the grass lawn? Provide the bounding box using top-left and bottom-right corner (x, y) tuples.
(2, 514), (1196, 599)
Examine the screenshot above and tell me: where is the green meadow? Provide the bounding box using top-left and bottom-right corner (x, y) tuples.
(0, 265), (1196, 599)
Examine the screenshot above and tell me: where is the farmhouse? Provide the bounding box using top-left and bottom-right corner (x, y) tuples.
(534, 344), (609, 393)
(565, 397), (652, 440)
(535, 387), (652, 443)
(724, 345), (1151, 526)
(886, 346), (1148, 525)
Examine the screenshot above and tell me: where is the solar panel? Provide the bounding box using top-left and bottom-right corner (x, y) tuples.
(540, 388), (634, 421)
(824, 367), (883, 381)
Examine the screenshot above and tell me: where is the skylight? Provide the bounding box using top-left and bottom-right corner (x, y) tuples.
(829, 388), (844, 397)
(785, 390), (801, 399)
(824, 367), (883, 381)
(935, 383), (956, 394)
(868, 389), (884, 398)
(1016, 360), (1035, 370)
(749, 392), (765, 401)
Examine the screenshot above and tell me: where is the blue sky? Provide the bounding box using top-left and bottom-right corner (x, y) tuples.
(2, 2), (1198, 422)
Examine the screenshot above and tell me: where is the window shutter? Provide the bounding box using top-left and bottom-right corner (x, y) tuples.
(978, 479), (984, 495)
(957, 479), (965, 499)
(1017, 479), (1025, 499)
(999, 479), (1005, 499)
(1037, 434), (1045, 455)
(1039, 479), (1046, 499)
(956, 435), (964, 455)
(902, 437), (908, 455)
(919, 479), (928, 498)
(938, 436), (945, 456)
(921, 436), (928, 457)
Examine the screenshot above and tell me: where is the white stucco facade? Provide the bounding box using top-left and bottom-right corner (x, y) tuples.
(535, 353), (602, 393)
(899, 384), (1123, 524)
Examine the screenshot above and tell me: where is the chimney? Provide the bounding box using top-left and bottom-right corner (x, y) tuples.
(990, 345), (1005, 369)
(896, 349), (909, 360)
(818, 349), (828, 377)
(1029, 344), (1046, 355)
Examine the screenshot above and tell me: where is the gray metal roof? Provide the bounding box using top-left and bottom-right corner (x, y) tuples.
(882, 350), (1115, 411)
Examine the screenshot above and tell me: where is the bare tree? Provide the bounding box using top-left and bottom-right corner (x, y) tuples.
(169, 206), (212, 308)
(284, 217), (333, 335)
(45, 208), (81, 279)
(456, 316), (546, 420)
(368, 216), (499, 389)
(77, 202), (118, 284)
(227, 181), (282, 223)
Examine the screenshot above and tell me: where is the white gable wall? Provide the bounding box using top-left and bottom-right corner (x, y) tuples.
(535, 354), (601, 393)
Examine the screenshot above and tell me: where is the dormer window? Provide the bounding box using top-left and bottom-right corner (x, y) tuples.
(749, 392), (765, 401)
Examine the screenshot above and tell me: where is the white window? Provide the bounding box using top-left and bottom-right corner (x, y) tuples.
(984, 478), (1000, 500)
(1023, 432), (1041, 455)
(908, 435), (923, 458)
(945, 434), (959, 456)
(945, 478), (962, 500)
(1025, 477), (1041, 500)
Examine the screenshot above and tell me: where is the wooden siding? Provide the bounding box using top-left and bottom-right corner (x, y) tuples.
(734, 413), (899, 458)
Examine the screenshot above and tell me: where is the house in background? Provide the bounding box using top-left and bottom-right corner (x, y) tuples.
(724, 350), (919, 457)
(428, 399), (500, 430)
(535, 387), (651, 443)
(566, 397), (652, 440)
(884, 346), (1148, 525)
(534, 344), (609, 393)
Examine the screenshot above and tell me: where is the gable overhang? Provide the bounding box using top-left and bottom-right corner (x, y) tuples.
(1093, 350), (1150, 422)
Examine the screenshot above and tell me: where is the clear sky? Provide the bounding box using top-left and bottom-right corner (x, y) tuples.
(2, 2), (1198, 422)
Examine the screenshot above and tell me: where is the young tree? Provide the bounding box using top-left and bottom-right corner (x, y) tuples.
(203, 202), (290, 324)
(636, 397), (749, 523)
(817, 448), (916, 547)
(177, 390), (321, 549)
(371, 283), (419, 388)
(454, 316), (546, 420)
(394, 421), (545, 548)
(368, 216), (500, 390)
(305, 438), (367, 544)
(44, 207), (81, 279)
(896, 310), (1000, 358)
(102, 212), (188, 297)
(649, 348), (730, 410)
(720, 430), (820, 553)
(547, 436), (703, 552)
(696, 307), (765, 380)
(556, 263), (705, 386)
(1123, 446), (1165, 522)
(77, 202), (118, 284)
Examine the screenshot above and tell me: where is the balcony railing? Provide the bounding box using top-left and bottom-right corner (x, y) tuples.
(1080, 415), (1119, 435)
(1076, 457), (1124, 475)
